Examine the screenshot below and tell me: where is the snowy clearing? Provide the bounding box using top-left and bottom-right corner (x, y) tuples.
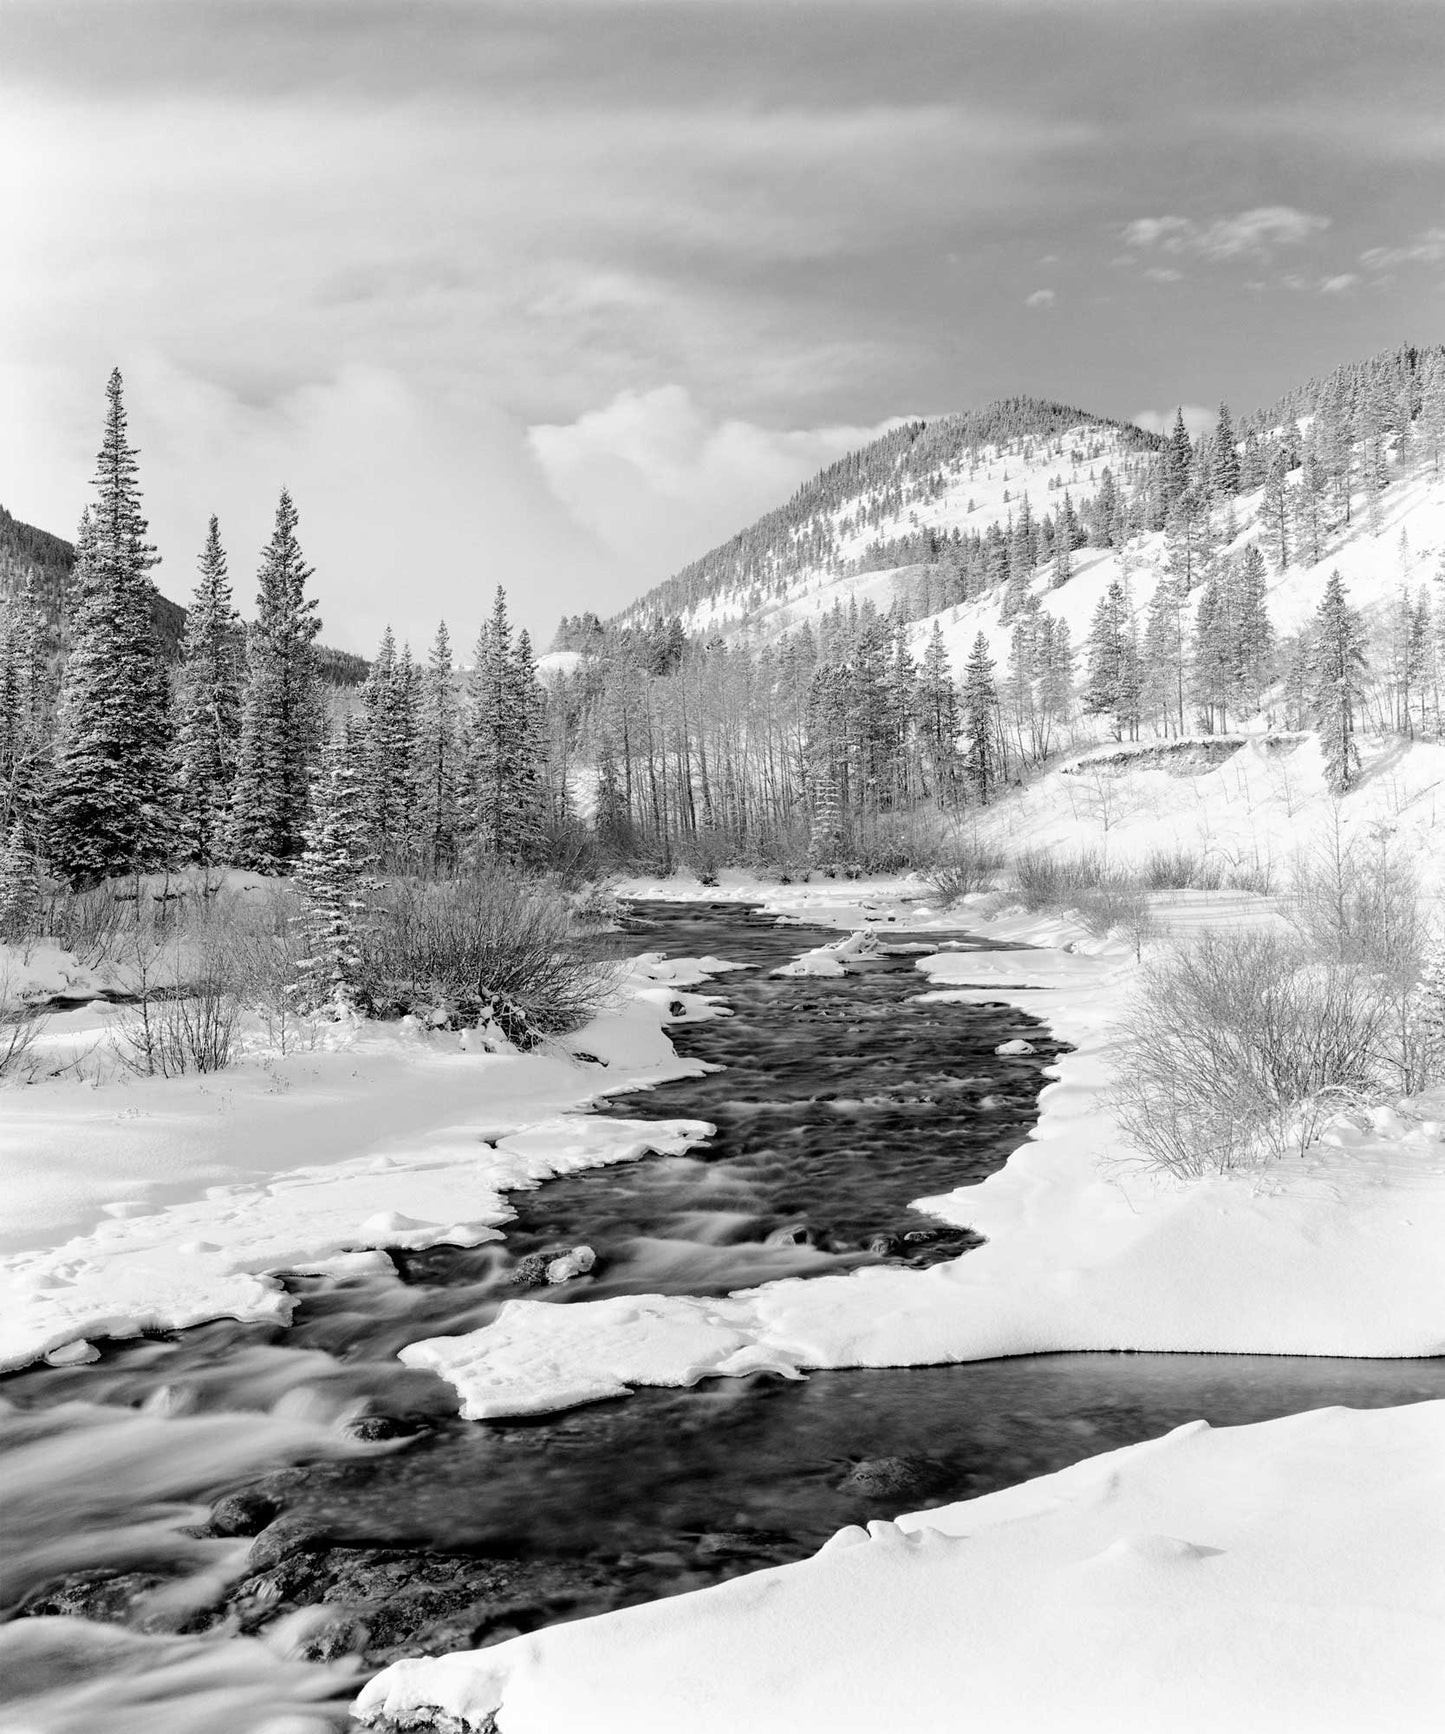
(355, 1397), (1445, 1734)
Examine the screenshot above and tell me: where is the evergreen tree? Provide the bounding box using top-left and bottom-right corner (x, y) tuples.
(915, 620), (960, 804)
(1211, 402), (1240, 497)
(357, 626), (421, 867)
(49, 371), (175, 884)
(465, 587), (547, 861)
(1038, 613), (1075, 746)
(229, 490), (323, 870)
(1083, 578), (1140, 738)
(174, 516), (242, 864)
(0, 822), (41, 941)
(294, 724), (373, 1014)
(0, 572), (52, 835)
(1233, 544), (1275, 718)
(1163, 408), (1193, 507)
(1311, 569), (1367, 793)
(1141, 575), (1188, 736)
(1260, 450), (1292, 572)
(961, 632), (1003, 803)
(417, 621), (459, 872)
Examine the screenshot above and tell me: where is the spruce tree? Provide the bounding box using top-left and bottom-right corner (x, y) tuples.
(916, 620), (960, 805)
(1141, 575), (1188, 736)
(961, 632), (1002, 804)
(1211, 403), (1240, 497)
(357, 626), (420, 867)
(0, 822), (41, 941)
(174, 517), (242, 864)
(1260, 451), (1292, 572)
(49, 371), (175, 884)
(229, 490), (323, 870)
(294, 723), (373, 1014)
(1084, 578), (1140, 738)
(465, 587), (546, 862)
(1234, 544), (1275, 718)
(0, 573), (52, 836)
(1311, 569), (1367, 793)
(417, 621), (460, 872)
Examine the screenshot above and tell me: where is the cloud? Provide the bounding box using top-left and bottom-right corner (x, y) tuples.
(1121, 205), (1330, 264)
(1132, 404), (1216, 439)
(528, 385), (903, 578)
(1144, 266), (1185, 284)
(1359, 227), (1445, 270)
(1024, 289), (1055, 308)
(1318, 273), (1360, 294)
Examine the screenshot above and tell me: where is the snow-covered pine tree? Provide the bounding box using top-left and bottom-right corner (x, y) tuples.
(1311, 569), (1367, 794)
(1038, 613), (1075, 747)
(1163, 490), (1213, 594)
(174, 516), (242, 864)
(1420, 350), (1445, 478)
(961, 632), (1003, 804)
(1260, 450), (1292, 572)
(294, 722), (374, 1014)
(229, 490), (323, 871)
(1233, 544), (1275, 719)
(0, 572), (52, 835)
(0, 822), (41, 942)
(464, 587), (547, 863)
(1141, 574), (1188, 736)
(1083, 578), (1140, 739)
(49, 372), (175, 884)
(508, 627), (548, 856)
(1211, 403), (1240, 498)
(1162, 409), (1193, 509)
(916, 620), (960, 806)
(357, 626), (421, 868)
(416, 621), (459, 872)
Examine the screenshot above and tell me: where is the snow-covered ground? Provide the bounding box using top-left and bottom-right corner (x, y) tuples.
(0, 952), (739, 1370)
(356, 1397), (1445, 1734)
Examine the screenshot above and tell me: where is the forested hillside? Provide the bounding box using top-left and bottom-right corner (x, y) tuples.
(605, 397), (1162, 636)
(542, 344), (1445, 870)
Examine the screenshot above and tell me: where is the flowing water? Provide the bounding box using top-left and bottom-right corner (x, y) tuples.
(3, 899), (1443, 1732)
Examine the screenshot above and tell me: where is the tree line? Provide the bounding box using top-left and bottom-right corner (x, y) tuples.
(0, 372), (549, 899)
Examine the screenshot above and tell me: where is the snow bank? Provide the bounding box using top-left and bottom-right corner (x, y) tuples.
(393, 915), (1445, 1419)
(0, 955), (732, 1370)
(770, 928), (882, 976)
(355, 1398), (1445, 1734)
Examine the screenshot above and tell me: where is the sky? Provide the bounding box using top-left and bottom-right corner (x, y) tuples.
(2, 0), (1443, 655)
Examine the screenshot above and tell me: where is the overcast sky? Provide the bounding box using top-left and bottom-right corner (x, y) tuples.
(3, 0), (1443, 653)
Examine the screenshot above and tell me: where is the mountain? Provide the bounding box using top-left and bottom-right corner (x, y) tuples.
(606, 397), (1162, 643)
(0, 503), (369, 685)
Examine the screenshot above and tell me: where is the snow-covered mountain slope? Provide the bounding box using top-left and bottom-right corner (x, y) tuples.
(911, 457), (1445, 689)
(611, 400), (1157, 641)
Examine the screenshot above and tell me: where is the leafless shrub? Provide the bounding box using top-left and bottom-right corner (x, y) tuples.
(926, 838), (1006, 906)
(357, 871), (618, 1044)
(1112, 928), (1392, 1177)
(114, 936), (241, 1077)
(1286, 822), (1423, 985)
(1010, 845), (1109, 909)
(1077, 877), (1160, 959)
(0, 972), (47, 1081)
(1139, 847), (1225, 891)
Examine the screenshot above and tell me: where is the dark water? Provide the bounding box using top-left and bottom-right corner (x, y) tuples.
(3, 899), (1443, 1731)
